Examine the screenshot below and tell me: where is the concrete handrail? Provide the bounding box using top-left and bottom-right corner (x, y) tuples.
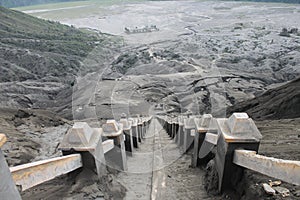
(0, 122), (116, 199)
(2, 114), (299, 199)
(0, 134), (7, 148)
(102, 119), (127, 171)
(234, 149), (300, 186)
(0, 116), (149, 200)
(158, 113), (300, 192)
(10, 154), (83, 191)
(7, 138), (115, 192)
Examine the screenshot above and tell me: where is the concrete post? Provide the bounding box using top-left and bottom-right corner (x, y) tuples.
(142, 118), (146, 138)
(170, 118), (173, 138)
(59, 122), (107, 177)
(214, 113), (262, 192)
(171, 117), (176, 139)
(183, 117), (196, 153)
(174, 117), (179, 143)
(161, 116), (166, 133)
(102, 120), (128, 171)
(120, 118), (134, 156)
(167, 117), (172, 137)
(192, 114), (218, 167)
(173, 117), (179, 142)
(144, 117), (149, 131)
(129, 118), (139, 148)
(177, 116), (184, 147)
(0, 134), (22, 200)
(165, 117), (169, 136)
(138, 119), (143, 142)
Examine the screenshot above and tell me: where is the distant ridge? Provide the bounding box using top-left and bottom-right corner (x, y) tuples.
(224, 0), (300, 4)
(228, 77), (300, 120)
(0, 0), (85, 8)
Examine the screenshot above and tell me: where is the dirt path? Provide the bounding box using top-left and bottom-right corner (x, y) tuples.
(118, 118), (214, 200)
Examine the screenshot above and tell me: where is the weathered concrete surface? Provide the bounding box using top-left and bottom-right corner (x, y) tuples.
(118, 118), (214, 200)
(117, 122), (154, 199)
(102, 139), (114, 154)
(152, 118), (213, 199)
(234, 149), (300, 186)
(10, 154), (82, 191)
(0, 134), (7, 148)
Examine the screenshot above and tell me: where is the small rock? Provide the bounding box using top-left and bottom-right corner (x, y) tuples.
(279, 28), (291, 37)
(293, 189), (300, 197)
(262, 183), (276, 195)
(273, 186), (290, 197)
(269, 180), (281, 187)
(288, 28), (298, 34)
(15, 109), (31, 118)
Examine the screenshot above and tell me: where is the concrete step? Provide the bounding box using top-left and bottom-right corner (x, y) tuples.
(118, 118), (213, 200)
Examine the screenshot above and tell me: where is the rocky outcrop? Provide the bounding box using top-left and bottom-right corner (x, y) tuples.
(228, 77), (300, 120)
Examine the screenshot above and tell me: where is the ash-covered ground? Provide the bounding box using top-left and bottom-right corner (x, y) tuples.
(59, 1), (300, 120)
(3, 1), (300, 120)
(1, 1), (300, 200)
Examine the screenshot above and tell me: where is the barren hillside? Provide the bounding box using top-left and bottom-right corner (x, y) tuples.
(228, 77), (300, 119)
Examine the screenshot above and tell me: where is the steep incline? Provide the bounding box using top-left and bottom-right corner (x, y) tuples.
(228, 77), (300, 120)
(0, 6), (119, 118)
(0, 6), (99, 83)
(117, 119), (214, 200)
